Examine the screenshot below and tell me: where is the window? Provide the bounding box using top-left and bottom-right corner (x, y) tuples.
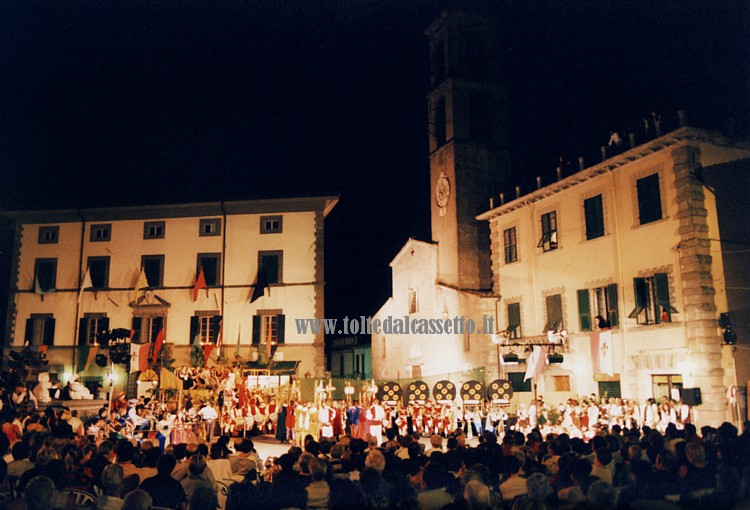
(637, 173), (663, 225)
(584, 194), (605, 240)
(90, 224), (111, 242)
(34, 258), (57, 292)
(598, 380), (622, 399)
(553, 375), (571, 392)
(408, 288), (418, 314)
(252, 311), (286, 345)
(78, 314), (109, 345)
(538, 211), (558, 252)
(434, 97), (446, 147)
(144, 221), (165, 239)
(577, 284), (619, 331)
(260, 215), (283, 234)
(544, 294), (563, 331)
(25, 314), (55, 346)
(190, 313), (222, 344)
(38, 226), (59, 244)
(258, 251), (282, 284)
(503, 227), (517, 264)
(197, 253), (221, 286)
(132, 316), (164, 343)
(652, 374), (683, 401)
(199, 218), (221, 237)
(141, 255), (165, 288)
(508, 372), (532, 392)
(629, 273), (677, 325)
(87, 256), (110, 289)
(506, 302), (521, 339)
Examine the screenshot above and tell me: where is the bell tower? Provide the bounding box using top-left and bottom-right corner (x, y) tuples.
(425, 10), (511, 291)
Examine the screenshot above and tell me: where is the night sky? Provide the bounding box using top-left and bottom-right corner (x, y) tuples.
(0, 0), (747, 323)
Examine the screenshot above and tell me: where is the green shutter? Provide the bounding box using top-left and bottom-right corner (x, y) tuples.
(252, 315), (261, 345)
(577, 289), (592, 331)
(190, 316), (199, 345)
(654, 273), (672, 322)
(78, 318), (88, 345)
(277, 314), (285, 344)
(606, 284), (619, 327)
(131, 317), (142, 343)
(42, 318), (55, 346)
(210, 316), (222, 344)
(629, 278), (648, 322)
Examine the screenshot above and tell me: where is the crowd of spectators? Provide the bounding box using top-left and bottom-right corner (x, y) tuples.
(1, 402), (749, 510)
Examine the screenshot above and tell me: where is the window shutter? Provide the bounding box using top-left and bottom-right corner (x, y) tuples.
(25, 319), (33, 344)
(606, 284), (619, 327)
(78, 318), (88, 345)
(277, 314), (285, 344)
(654, 273), (673, 322)
(210, 316), (222, 344)
(252, 315), (261, 345)
(629, 278), (647, 321)
(152, 317), (164, 342)
(584, 195), (604, 239)
(43, 318), (55, 346)
(132, 317), (142, 343)
(190, 316), (199, 345)
(577, 289), (591, 331)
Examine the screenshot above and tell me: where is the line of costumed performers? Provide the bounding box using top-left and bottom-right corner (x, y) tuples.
(91, 365), (703, 449)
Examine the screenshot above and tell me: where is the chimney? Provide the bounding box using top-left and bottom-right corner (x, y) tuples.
(515, 186), (521, 199)
(578, 156), (585, 171)
(600, 146), (607, 161)
(536, 176), (542, 190)
(499, 193), (505, 205)
(629, 132), (636, 149)
(489, 197), (495, 209)
(556, 167), (562, 181)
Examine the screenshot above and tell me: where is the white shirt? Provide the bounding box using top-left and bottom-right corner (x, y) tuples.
(198, 405), (219, 420)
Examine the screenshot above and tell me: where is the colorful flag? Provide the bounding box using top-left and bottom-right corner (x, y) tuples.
(599, 329), (613, 376)
(152, 327), (165, 364)
(524, 346), (548, 381)
(130, 343), (150, 373)
(79, 345), (99, 372)
(193, 267), (207, 302)
(250, 266), (268, 303)
(78, 268), (93, 304)
(34, 276), (54, 301)
(203, 344), (216, 366)
(133, 268), (149, 304)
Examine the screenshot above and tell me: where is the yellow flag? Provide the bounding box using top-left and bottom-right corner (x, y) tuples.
(133, 268), (149, 304)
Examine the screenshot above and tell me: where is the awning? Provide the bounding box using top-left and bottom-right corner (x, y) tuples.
(242, 360), (300, 376)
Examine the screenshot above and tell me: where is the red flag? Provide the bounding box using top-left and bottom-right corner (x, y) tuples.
(193, 267), (207, 302)
(203, 344), (216, 366)
(152, 327), (165, 364)
(138, 343), (150, 372)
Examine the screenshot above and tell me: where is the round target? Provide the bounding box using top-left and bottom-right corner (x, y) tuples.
(487, 379), (514, 404)
(433, 379), (456, 404)
(406, 380), (430, 404)
(376, 381), (402, 405)
(460, 380), (485, 404)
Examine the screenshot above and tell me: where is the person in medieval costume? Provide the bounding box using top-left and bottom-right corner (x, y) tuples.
(276, 402), (287, 442)
(365, 399), (385, 445)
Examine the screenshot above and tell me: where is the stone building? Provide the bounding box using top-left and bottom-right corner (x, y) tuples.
(477, 126), (750, 425)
